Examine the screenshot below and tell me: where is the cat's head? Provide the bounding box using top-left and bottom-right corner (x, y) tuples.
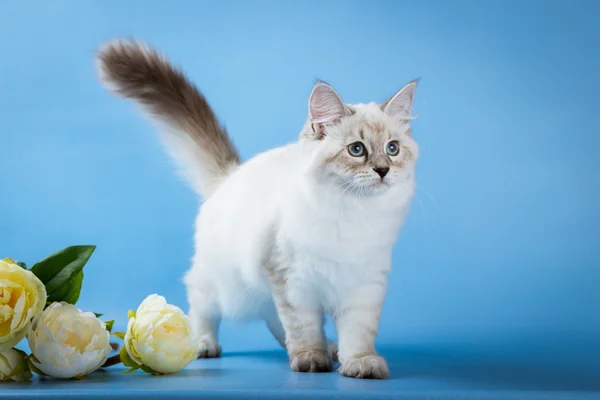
(302, 81), (419, 197)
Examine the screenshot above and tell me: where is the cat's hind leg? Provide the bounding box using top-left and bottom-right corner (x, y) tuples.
(327, 340), (339, 363)
(187, 283), (222, 358)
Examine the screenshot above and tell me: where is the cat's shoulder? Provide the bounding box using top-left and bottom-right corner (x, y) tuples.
(242, 143), (303, 169)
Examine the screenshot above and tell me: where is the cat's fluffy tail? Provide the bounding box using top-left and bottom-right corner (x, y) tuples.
(96, 39), (240, 198)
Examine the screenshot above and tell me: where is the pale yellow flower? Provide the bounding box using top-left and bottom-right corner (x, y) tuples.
(0, 258), (46, 351)
(124, 294), (198, 374)
(27, 302), (111, 378)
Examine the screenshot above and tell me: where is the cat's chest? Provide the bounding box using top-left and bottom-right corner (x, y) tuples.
(278, 199), (400, 265)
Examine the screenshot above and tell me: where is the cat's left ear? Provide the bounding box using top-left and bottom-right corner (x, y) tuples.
(309, 82), (348, 124)
(382, 80), (418, 120)
(308, 82), (352, 139)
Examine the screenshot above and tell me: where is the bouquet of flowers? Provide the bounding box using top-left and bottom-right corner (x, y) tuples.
(0, 246), (198, 381)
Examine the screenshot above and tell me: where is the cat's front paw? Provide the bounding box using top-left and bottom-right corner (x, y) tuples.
(339, 354), (389, 379)
(290, 349), (332, 373)
(197, 340), (221, 358)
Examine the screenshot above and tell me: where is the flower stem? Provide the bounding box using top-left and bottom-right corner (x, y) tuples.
(101, 354), (121, 368)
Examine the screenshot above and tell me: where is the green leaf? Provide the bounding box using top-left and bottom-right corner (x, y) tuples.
(119, 346), (139, 371)
(117, 344), (157, 375)
(9, 362), (27, 380)
(105, 320), (114, 333)
(46, 270), (84, 304)
(31, 245), (96, 294)
(119, 345), (132, 367)
(112, 332), (125, 340)
(27, 355), (47, 376)
(139, 364), (161, 375)
(127, 310), (136, 320)
(94, 313), (103, 318)
(16, 262), (27, 269)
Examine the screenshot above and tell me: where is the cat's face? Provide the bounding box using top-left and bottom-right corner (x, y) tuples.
(305, 81), (418, 197)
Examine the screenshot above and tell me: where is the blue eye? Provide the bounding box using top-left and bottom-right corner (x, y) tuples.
(348, 142), (366, 157)
(386, 141), (400, 156)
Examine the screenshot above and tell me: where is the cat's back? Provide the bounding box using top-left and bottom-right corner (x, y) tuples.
(193, 142), (301, 273)
(208, 142), (301, 208)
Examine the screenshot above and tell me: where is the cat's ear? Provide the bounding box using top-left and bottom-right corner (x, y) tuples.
(382, 80), (418, 120)
(308, 82), (349, 126)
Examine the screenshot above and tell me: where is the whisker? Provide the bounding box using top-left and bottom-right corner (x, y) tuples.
(335, 180), (356, 205)
(416, 184), (443, 216)
(414, 191), (426, 218)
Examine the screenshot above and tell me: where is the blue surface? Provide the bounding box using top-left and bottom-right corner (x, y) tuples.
(1, 0), (599, 398)
(2, 344), (600, 399)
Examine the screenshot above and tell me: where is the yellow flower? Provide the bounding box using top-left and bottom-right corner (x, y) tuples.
(124, 294), (198, 374)
(27, 302), (112, 378)
(0, 348), (32, 381)
(0, 258), (47, 351)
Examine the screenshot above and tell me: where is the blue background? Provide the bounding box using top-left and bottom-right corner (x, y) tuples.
(1, 0), (599, 397)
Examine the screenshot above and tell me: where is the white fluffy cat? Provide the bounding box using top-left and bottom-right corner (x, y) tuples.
(97, 40), (418, 379)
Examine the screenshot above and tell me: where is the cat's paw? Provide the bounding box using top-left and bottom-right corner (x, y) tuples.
(327, 340), (339, 363)
(197, 340), (221, 358)
(339, 354), (389, 379)
(290, 349), (332, 373)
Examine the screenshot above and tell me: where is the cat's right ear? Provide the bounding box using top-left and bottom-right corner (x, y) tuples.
(308, 82), (349, 138)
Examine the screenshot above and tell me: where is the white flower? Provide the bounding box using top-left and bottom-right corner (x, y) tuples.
(27, 302), (111, 378)
(0, 258), (47, 351)
(124, 294), (198, 374)
(0, 348), (32, 381)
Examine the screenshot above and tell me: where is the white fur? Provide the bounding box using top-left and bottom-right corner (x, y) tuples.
(184, 100), (417, 375)
(185, 139), (412, 314)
